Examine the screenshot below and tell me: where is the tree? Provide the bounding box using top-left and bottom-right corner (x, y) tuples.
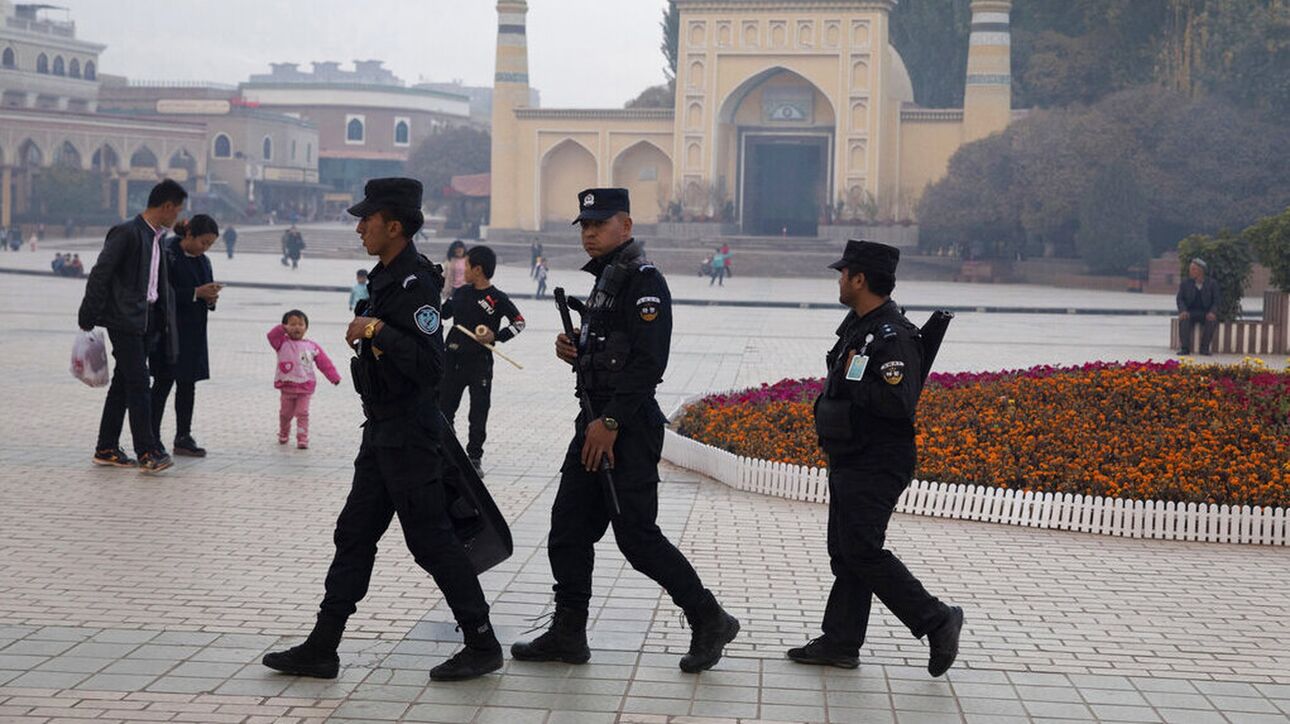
(31, 167), (107, 221)
(625, 80), (675, 109)
(404, 126), (491, 202)
(1242, 207), (1290, 290)
(661, 0), (679, 82)
(918, 87), (1290, 262)
(1075, 163), (1150, 274)
(888, 0), (971, 108)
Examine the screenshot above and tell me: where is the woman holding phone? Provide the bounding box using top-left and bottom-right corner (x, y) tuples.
(151, 214), (222, 457)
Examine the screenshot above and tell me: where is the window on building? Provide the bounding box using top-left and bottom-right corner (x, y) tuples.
(52, 56), (64, 76)
(291, 140), (296, 161)
(84, 60), (96, 80)
(346, 116), (365, 143)
(212, 134), (232, 159)
(36, 53), (48, 73)
(394, 118), (410, 146)
(306, 143), (312, 164)
(1, 48), (15, 69)
(68, 58), (80, 78)
(262, 136), (273, 161)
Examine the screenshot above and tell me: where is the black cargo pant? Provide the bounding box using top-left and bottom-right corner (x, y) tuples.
(440, 350), (492, 460)
(548, 415), (711, 615)
(822, 446), (950, 653)
(320, 426), (490, 629)
(97, 311), (161, 457)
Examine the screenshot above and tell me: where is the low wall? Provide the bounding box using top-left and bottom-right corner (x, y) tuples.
(662, 430), (1288, 546)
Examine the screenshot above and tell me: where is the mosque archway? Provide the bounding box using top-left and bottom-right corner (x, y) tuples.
(539, 139), (597, 228)
(716, 67), (836, 236)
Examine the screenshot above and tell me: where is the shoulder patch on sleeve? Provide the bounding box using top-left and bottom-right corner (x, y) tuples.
(402, 274), (419, 289)
(414, 305), (440, 335)
(636, 295), (661, 322)
(881, 359), (905, 385)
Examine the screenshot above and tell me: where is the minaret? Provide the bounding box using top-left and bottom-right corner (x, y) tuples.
(961, 0), (1013, 143)
(490, 0), (530, 231)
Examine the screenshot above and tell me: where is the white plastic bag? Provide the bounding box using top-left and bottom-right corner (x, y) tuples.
(71, 330), (109, 387)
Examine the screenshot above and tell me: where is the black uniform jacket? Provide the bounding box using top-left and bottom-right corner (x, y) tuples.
(354, 241), (446, 448)
(576, 239), (670, 428)
(78, 215), (178, 363)
(815, 299), (924, 461)
(158, 237), (215, 382)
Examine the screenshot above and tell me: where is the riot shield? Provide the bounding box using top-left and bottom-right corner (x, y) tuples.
(439, 412), (513, 574)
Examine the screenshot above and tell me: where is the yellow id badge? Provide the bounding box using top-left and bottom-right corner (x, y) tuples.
(845, 354), (869, 381)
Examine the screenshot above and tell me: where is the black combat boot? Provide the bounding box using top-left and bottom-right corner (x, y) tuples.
(926, 605), (964, 677)
(429, 621), (504, 682)
(787, 636), (860, 669)
(510, 608), (591, 664)
(262, 616), (343, 679)
(679, 596), (740, 673)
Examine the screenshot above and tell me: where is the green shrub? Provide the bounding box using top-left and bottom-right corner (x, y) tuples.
(1242, 207), (1290, 291)
(1177, 231), (1252, 321)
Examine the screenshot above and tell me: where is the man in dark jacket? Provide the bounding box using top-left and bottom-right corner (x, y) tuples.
(1176, 258), (1221, 356)
(78, 179), (186, 473)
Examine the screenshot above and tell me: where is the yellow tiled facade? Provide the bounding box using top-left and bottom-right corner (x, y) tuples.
(490, 0), (1012, 233)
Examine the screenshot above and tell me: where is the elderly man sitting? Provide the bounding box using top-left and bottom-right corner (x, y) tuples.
(1176, 258), (1221, 356)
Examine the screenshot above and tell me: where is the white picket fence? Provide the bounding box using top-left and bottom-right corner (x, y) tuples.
(663, 430), (1289, 546)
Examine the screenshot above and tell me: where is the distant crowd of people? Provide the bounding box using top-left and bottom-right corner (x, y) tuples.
(51, 252), (85, 277)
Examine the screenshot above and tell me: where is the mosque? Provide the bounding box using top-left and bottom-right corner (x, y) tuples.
(487, 0), (1014, 237)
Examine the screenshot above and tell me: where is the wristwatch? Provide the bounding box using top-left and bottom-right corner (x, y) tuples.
(602, 417), (620, 432)
(364, 320), (379, 340)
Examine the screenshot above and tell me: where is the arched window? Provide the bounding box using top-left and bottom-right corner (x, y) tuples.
(394, 118), (410, 146)
(262, 136), (272, 161)
(212, 134), (232, 159)
(52, 56), (64, 76)
(345, 115), (364, 143)
(36, 53), (48, 73)
(84, 60), (96, 80)
(1, 48), (15, 69)
(68, 58), (80, 78)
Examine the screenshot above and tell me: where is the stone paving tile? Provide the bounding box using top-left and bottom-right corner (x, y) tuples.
(3, 276), (1290, 722)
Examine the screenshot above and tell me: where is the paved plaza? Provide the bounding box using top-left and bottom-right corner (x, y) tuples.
(1, 255), (1288, 723)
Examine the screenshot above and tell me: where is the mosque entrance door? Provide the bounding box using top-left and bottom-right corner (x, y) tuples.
(741, 134), (828, 237)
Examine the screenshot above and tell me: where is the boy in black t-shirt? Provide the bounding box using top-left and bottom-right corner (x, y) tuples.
(440, 245), (525, 476)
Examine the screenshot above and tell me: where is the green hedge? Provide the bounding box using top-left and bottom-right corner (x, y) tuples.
(1177, 231), (1252, 322)
(1243, 207), (1290, 291)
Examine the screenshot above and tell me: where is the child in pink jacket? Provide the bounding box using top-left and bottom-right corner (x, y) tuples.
(268, 309), (341, 448)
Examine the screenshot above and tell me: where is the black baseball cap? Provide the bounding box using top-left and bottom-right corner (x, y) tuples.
(828, 239), (901, 275)
(347, 177), (423, 218)
(572, 187), (630, 225)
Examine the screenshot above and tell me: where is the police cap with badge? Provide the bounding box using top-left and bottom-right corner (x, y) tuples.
(348, 177), (425, 221)
(572, 187), (630, 224)
(828, 239), (900, 276)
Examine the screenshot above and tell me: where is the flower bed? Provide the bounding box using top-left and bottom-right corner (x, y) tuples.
(674, 360), (1290, 508)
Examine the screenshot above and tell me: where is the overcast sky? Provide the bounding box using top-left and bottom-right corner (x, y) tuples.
(52, 0), (671, 108)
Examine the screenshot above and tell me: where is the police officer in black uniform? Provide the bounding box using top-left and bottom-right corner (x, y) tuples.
(511, 188), (740, 673)
(787, 240), (964, 676)
(263, 178), (502, 682)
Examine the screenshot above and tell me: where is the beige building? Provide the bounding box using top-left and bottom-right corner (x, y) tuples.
(489, 0), (1014, 236)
